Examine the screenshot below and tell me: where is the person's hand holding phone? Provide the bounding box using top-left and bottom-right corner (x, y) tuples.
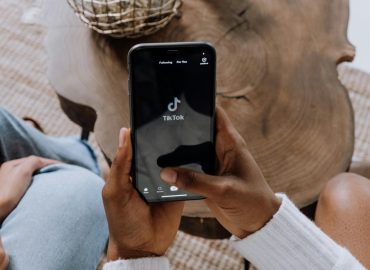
(0, 156), (59, 222)
(160, 107), (282, 239)
(103, 128), (184, 260)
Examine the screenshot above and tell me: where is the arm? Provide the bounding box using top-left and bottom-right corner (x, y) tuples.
(230, 194), (365, 269)
(103, 107), (364, 269)
(0, 156), (58, 222)
(0, 156), (58, 269)
(160, 107), (365, 269)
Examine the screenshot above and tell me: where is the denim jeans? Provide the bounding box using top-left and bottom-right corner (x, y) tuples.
(0, 107), (108, 269)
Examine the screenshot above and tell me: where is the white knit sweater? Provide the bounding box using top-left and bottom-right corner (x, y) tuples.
(103, 194), (365, 270)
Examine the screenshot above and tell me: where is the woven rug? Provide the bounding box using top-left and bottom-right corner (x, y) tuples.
(1, 1), (370, 270)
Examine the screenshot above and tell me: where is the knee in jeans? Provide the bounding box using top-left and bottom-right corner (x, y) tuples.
(318, 173), (370, 214)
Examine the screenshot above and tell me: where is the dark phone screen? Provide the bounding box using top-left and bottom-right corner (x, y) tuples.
(130, 44), (215, 202)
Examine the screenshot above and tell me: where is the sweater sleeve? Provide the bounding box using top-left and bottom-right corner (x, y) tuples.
(102, 257), (170, 270)
(230, 194), (365, 269)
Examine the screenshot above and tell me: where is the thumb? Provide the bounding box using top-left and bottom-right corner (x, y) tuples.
(108, 128), (133, 191)
(160, 167), (222, 198)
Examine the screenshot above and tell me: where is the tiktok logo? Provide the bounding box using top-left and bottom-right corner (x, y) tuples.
(163, 97), (185, 122)
(168, 97), (181, 112)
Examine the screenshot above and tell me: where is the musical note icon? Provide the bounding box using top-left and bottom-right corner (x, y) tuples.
(168, 97), (181, 112)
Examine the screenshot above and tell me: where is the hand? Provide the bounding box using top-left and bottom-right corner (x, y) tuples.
(103, 128), (184, 260)
(160, 107), (281, 239)
(0, 238), (8, 270)
(0, 156), (59, 221)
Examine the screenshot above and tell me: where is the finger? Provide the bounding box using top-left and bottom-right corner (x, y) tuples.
(2, 157), (34, 168)
(153, 201), (184, 230)
(160, 167), (223, 198)
(160, 201), (184, 214)
(108, 128), (133, 190)
(157, 201), (184, 219)
(215, 106), (234, 133)
(20, 156), (60, 173)
(215, 106), (245, 143)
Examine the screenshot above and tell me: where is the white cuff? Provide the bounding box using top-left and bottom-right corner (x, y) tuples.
(103, 256), (170, 270)
(230, 194), (364, 269)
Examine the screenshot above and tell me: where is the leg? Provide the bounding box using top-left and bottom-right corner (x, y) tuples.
(315, 173), (370, 268)
(0, 164), (108, 270)
(0, 107), (99, 174)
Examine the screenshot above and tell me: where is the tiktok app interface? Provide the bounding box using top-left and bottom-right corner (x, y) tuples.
(131, 46), (215, 201)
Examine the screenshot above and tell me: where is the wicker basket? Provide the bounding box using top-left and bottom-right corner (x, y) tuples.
(67, 0), (182, 38)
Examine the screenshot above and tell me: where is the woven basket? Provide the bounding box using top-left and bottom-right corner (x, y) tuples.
(67, 0), (182, 38)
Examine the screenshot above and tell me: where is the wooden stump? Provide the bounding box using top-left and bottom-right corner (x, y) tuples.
(45, 0), (355, 237)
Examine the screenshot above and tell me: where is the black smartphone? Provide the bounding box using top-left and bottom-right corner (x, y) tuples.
(128, 42), (216, 202)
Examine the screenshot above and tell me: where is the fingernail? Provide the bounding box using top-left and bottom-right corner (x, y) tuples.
(119, 128), (128, 148)
(160, 168), (177, 184)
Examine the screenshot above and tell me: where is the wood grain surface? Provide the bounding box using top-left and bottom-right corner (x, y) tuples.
(45, 0), (355, 219)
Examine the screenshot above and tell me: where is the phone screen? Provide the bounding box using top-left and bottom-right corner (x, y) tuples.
(129, 43), (216, 202)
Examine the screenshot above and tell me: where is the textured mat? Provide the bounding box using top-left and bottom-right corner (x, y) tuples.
(1, 1), (370, 270)
(338, 65), (370, 163)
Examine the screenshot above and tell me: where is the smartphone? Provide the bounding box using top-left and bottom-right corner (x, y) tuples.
(128, 42), (216, 202)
